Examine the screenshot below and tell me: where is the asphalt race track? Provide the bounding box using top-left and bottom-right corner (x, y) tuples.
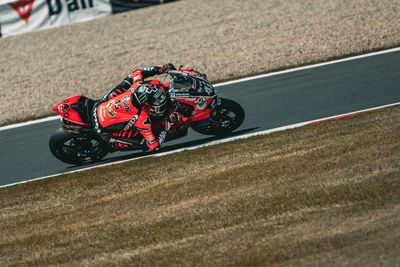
(1, 50), (400, 187)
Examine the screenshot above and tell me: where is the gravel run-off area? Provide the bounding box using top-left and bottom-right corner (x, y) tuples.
(0, 0), (399, 126)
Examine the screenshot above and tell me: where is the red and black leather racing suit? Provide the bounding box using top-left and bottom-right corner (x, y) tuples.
(93, 65), (170, 151)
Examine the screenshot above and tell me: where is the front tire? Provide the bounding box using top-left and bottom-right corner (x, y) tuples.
(191, 98), (245, 136)
(49, 128), (108, 165)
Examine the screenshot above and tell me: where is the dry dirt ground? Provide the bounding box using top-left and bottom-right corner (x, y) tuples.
(0, 0), (400, 125)
(0, 105), (399, 266)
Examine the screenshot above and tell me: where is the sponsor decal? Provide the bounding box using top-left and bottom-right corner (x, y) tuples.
(106, 101), (116, 118)
(170, 92), (190, 98)
(158, 131), (167, 144)
(139, 84), (158, 94)
(99, 108), (105, 123)
(9, 0), (35, 24)
(122, 96), (131, 112)
(123, 114), (138, 130)
(137, 93), (147, 104)
(93, 106), (101, 133)
(195, 97), (208, 110)
(142, 66), (155, 72)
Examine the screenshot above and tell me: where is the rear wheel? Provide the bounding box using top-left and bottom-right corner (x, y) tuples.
(192, 98), (245, 136)
(49, 128), (108, 165)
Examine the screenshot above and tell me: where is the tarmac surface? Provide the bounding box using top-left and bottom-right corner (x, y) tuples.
(1, 50), (400, 186)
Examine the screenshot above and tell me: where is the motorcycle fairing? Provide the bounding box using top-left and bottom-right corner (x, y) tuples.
(174, 96), (216, 122)
(52, 95), (91, 126)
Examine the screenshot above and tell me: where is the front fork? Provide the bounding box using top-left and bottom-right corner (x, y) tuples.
(207, 96), (222, 124)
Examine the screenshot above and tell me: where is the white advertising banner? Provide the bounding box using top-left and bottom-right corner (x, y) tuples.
(0, 0), (112, 37)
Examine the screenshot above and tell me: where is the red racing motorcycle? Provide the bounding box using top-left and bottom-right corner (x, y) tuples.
(49, 69), (245, 165)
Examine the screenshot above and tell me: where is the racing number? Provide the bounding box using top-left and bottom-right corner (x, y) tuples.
(114, 100), (122, 110)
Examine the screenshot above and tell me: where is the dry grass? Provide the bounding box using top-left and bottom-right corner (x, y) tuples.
(1, 0), (400, 125)
(1, 105), (399, 266)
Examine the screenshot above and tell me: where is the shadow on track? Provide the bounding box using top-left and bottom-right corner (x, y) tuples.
(81, 127), (260, 167)
(162, 127), (260, 151)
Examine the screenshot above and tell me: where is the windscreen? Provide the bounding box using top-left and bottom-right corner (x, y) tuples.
(171, 73), (215, 96)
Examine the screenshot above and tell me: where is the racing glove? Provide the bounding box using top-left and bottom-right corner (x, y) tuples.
(164, 112), (182, 132)
(146, 131), (166, 151)
(168, 112), (181, 124)
(158, 130), (167, 146)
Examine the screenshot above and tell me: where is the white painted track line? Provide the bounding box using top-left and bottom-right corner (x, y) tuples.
(0, 116), (59, 131)
(215, 46), (400, 87)
(1, 46), (400, 132)
(1, 101), (399, 189)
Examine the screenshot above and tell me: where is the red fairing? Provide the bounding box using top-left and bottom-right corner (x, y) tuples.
(52, 95), (91, 126)
(175, 96), (216, 122)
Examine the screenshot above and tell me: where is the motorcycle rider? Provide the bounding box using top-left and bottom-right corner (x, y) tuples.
(93, 63), (181, 151)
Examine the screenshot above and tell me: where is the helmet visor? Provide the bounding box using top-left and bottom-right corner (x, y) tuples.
(145, 101), (167, 117)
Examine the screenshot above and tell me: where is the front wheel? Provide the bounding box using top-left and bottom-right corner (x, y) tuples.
(191, 98), (245, 136)
(49, 128), (108, 165)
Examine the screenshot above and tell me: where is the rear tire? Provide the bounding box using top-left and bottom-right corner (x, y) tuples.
(49, 128), (108, 165)
(191, 98), (245, 136)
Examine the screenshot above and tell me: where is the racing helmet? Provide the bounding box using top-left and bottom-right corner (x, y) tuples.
(134, 83), (168, 117)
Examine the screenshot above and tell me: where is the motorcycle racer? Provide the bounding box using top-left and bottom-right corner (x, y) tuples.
(93, 64), (181, 151)
(50, 66), (245, 165)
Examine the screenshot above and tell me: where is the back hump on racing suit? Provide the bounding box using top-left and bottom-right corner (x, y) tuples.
(96, 91), (161, 150)
(97, 92), (138, 131)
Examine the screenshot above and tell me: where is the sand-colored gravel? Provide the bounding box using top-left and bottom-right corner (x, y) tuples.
(1, 0), (399, 125)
